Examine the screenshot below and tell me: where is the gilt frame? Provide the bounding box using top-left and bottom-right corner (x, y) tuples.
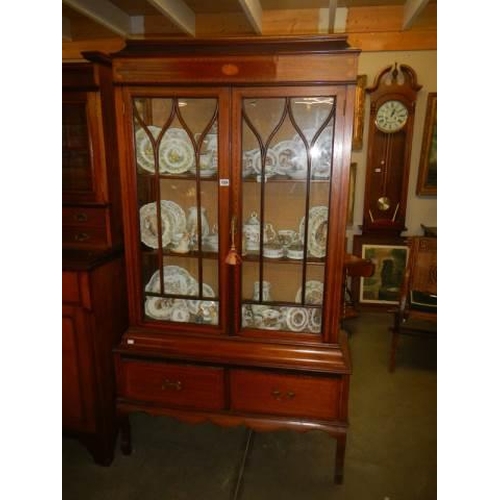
(416, 92), (437, 196)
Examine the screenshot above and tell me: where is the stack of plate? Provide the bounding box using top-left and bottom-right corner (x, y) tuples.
(144, 265), (216, 322)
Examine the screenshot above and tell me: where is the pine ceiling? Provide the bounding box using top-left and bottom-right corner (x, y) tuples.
(62, 0), (437, 58)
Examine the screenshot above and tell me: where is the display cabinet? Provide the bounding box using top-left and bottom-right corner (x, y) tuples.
(111, 37), (359, 484)
(62, 55), (127, 463)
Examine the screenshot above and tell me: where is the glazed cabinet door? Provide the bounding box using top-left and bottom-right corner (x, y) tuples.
(62, 91), (106, 204)
(232, 87), (350, 342)
(118, 88), (231, 331)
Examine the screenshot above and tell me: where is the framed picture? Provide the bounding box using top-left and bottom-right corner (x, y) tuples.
(347, 162), (356, 226)
(352, 75), (367, 150)
(416, 92), (437, 195)
(352, 236), (409, 307)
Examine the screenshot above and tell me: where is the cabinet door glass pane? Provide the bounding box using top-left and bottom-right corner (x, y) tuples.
(62, 102), (93, 192)
(240, 95), (336, 335)
(134, 97), (220, 326)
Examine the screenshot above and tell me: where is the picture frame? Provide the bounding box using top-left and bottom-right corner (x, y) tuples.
(352, 75), (367, 150)
(347, 162), (356, 226)
(416, 92), (437, 196)
(352, 235), (409, 308)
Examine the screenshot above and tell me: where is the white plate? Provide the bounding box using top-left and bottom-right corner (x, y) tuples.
(139, 201), (172, 249)
(251, 148), (278, 176)
(285, 307), (309, 332)
(273, 140), (306, 176)
(295, 280), (324, 305)
(160, 130), (195, 174)
(312, 132), (333, 179)
(135, 126), (162, 173)
(308, 308), (322, 333)
(145, 297), (187, 320)
(299, 206), (329, 258)
(145, 265), (197, 295)
(162, 201), (187, 240)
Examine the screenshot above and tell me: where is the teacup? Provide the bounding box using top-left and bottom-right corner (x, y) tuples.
(278, 229), (299, 248)
(260, 308), (282, 329)
(263, 243), (284, 259)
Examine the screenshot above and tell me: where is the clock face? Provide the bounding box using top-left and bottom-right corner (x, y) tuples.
(375, 100), (408, 133)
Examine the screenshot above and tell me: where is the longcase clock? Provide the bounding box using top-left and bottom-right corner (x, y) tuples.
(362, 64), (421, 235)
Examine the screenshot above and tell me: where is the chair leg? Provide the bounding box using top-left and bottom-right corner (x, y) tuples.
(389, 327), (399, 372)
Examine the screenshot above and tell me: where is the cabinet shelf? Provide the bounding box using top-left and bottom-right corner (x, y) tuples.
(242, 254), (325, 265)
(141, 248), (219, 259)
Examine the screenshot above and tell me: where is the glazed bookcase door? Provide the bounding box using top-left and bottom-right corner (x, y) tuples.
(122, 89), (230, 331)
(62, 92), (96, 198)
(234, 87), (345, 339)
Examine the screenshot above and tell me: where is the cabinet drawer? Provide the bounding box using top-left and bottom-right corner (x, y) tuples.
(230, 369), (340, 421)
(63, 225), (108, 247)
(120, 360), (225, 411)
(62, 206), (107, 227)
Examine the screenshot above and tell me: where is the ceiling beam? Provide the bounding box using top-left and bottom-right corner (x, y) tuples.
(402, 0), (430, 29)
(238, 0), (263, 34)
(147, 0), (196, 36)
(62, 0), (132, 37)
(62, 16), (72, 41)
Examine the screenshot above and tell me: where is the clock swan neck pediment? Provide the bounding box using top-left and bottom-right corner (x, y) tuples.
(366, 63), (422, 102)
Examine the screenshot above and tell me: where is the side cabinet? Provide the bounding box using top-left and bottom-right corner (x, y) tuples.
(62, 253), (127, 464)
(62, 53), (127, 463)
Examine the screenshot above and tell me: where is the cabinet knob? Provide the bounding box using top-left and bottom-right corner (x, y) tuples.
(161, 379), (182, 391)
(271, 389), (295, 401)
(74, 212), (88, 222)
(74, 232), (90, 242)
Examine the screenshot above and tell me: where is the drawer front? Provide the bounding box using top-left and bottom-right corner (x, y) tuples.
(62, 271), (80, 303)
(120, 360), (225, 411)
(62, 206), (107, 227)
(230, 369), (340, 421)
(63, 225), (108, 247)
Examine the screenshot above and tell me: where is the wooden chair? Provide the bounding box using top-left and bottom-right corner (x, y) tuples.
(389, 236), (437, 372)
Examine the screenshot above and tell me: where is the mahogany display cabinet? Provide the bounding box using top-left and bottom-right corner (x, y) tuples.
(109, 36), (359, 484)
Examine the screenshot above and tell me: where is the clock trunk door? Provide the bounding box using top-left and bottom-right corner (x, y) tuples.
(364, 128), (409, 230)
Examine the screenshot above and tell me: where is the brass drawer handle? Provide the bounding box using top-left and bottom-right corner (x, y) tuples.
(161, 379), (182, 391)
(271, 389), (295, 401)
(74, 212), (88, 222)
(74, 232), (90, 241)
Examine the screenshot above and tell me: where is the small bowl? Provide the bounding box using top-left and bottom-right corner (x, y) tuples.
(286, 244), (304, 260)
(263, 244), (284, 259)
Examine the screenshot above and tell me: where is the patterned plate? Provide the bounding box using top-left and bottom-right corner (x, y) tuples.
(145, 265), (197, 295)
(135, 125), (162, 173)
(159, 128), (195, 174)
(299, 206), (328, 258)
(295, 280), (324, 305)
(273, 140), (306, 176)
(285, 307), (309, 332)
(139, 201), (172, 249)
(251, 148), (278, 176)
